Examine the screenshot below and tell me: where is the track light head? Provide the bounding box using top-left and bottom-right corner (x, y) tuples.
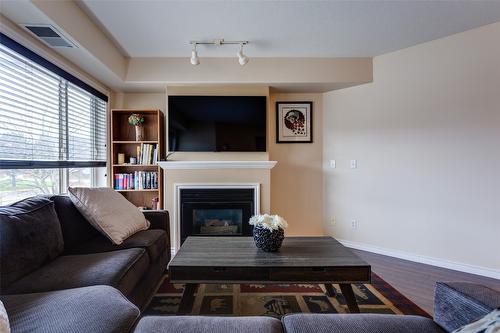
(237, 44), (249, 66)
(190, 50), (199, 65)
(190, 44), (200, 65)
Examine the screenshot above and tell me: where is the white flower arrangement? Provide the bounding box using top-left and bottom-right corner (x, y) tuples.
(249, 214), (288, 231)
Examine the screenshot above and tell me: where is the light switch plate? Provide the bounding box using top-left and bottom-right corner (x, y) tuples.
(350, 160), (357, 169)
(329, 160), (336, 168)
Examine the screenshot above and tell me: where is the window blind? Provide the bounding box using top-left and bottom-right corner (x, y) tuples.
(0, 41), (107, 169)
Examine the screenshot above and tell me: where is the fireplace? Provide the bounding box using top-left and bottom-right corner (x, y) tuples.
(179, 187), (256, 244)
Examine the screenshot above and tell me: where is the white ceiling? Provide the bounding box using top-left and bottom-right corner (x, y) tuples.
(79, 0), (500, 58)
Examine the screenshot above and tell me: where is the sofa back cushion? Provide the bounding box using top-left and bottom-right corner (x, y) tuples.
(49, 195), (100, 251)
(0, 197), (64, 290)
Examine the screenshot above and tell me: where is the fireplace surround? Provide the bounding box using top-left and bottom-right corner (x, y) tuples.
(173, 183), (260, 251)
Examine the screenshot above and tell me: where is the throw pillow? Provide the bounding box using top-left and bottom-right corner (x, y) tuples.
(0, 197), (64, 290)
(68, 187), (150, 245)
(453, 308), (500, 333)
(0, 300), (10, 333)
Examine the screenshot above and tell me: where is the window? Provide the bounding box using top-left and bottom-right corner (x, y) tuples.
(0, 34), (108, 205)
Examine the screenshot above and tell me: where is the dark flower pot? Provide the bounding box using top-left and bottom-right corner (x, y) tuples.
(253, 226), (285, 252)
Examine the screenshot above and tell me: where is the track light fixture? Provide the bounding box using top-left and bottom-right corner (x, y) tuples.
(189, 39), (249, 66)
(237, 43), (249, 66)
(190, 44), (200, 65)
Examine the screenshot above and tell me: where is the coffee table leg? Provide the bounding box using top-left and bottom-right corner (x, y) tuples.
(177, 283), (197, 315)
(324, 284), (337, 297)
(339, 283), (360, 313)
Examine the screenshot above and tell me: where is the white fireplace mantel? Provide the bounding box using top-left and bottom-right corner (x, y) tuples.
(158, 160), (277, 170)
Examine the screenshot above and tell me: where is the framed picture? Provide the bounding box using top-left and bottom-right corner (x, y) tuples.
(276, 101), (313, 143)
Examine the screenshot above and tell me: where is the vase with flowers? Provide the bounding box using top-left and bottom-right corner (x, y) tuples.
(249, 214), (288, 252)
(128, 113), (145, 141)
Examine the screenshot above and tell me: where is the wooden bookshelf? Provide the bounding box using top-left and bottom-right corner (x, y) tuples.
(110, 109), (164, 210)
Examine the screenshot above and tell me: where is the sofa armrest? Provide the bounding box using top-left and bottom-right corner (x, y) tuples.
(143, 210), (169, 233)
(434, 282), (500, 332)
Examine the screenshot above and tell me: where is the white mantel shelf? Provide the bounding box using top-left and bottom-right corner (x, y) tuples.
(158, 160), (277, 170)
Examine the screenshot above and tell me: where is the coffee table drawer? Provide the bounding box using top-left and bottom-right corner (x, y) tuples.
(170, 266), (269, 283)
(269, 267), (371, 283)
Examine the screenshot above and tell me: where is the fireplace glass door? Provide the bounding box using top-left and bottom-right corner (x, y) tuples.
(181, 202), (253, 243)
(193, 206), (243, 236)
(180, 188), (255, 244)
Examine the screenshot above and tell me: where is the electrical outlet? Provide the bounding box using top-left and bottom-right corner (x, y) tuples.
(350, 160), (357, 169)
(329, 160), (336, 169)
(351, 220), (358, 229)
(330, 216), (336, 225)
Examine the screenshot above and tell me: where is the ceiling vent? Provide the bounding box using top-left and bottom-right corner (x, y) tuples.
(22, 25), (76, 48)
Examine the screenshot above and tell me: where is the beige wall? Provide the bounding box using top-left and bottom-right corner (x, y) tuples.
(323, 22), (500, 275)
(269, 93), (325, 236)
(127, 58), (372, 89)
(114, 92), (167, 111)
(116, 88), (327, 238)
(110, 90), (273, 251)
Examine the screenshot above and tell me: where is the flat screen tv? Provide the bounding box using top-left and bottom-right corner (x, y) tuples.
(168, 96), (267, 152)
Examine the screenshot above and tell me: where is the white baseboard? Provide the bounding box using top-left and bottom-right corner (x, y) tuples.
(337, 239), (500, 280)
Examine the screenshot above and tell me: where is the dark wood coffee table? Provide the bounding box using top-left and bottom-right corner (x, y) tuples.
(168, 236), (371, 314)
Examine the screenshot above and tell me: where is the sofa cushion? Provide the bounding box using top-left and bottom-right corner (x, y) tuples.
(68, 187), (150, 245)
(49, 195), (101, 251)
(66, 229), (167, 262)
(1, 286), (139, 333)
(0, 197), (64, 290)
(4, 248), (149, 297)
(134, 316), (284, 333)
(281, 313), (445, 333)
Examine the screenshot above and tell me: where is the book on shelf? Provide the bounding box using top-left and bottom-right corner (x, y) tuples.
(114, 171), (158, 190)
(136, 143), (158, 165)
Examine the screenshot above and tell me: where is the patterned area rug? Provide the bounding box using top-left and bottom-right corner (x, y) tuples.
(144, 272), (429, 318)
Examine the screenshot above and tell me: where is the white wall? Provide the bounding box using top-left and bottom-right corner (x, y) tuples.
(323, 22), (500, 277)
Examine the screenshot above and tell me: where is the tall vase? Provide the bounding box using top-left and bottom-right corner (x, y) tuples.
(253, 226), (285, 252)
(135, 125), (144, 141)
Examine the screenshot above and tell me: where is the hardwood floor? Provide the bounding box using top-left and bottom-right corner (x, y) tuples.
(351, 248), (500, 316)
